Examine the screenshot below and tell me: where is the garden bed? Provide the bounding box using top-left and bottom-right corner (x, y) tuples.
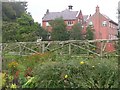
(2, 52), (118, 88)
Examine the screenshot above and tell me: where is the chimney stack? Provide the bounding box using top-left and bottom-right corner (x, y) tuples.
(96, 5), (100, 13)
(46, 9), (49, 14)
(68, 5), (73, 10)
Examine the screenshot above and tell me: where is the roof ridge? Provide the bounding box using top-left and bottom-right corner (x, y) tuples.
(102, 14), (110, 20)
(48, 12), (60, 13)
(43, 9), (79, 21)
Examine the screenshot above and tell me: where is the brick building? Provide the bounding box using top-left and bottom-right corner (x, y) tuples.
(86, 6), (118, 52)
(86, 5), (118, 40)
(42, 5), (88, 32)
(42, 5), (118, 52)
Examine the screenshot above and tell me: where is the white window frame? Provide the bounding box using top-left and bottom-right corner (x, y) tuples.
(82, 25), (84, 29)
(67, 21), (73, 26)
(46, 22), (50, 26)
(89, 21), (93, 26)
(102, 21), (107, 26)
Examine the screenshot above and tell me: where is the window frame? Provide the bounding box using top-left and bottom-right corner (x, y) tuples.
(89, 21), (93, 26)
(67, 21), (73, 26)
(102, 21), (107, 27)
(46, 21), (50, 26)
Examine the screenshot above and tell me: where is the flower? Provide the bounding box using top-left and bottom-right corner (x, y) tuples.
(92, 48), (96, 50)
(26, 76), (31, 79)
(80, 61), (85, 65)
(92, 66), (95, 68)
(8, 61), (18, 68)
(2, 73), (6, 78)
(64, 75), (68, 79)
(10, 84), (17, 88)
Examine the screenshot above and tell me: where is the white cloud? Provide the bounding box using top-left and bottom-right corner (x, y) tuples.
(26, 0), (119, 24)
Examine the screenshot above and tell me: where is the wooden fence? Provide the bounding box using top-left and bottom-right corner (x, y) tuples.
(1, 39), (118, 58)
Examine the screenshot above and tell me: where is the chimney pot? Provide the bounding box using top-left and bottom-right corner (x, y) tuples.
(96, 5), (100, 13)
(46, 9), (49, 14)
(68, 5), (73, 10)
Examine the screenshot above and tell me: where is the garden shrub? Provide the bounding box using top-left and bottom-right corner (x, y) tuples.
(2, 53), (118, 88)
(32, 56), (118, 88)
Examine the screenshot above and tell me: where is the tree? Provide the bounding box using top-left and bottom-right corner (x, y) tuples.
(118, 28), (120, 63)
(70, 23), (83, 40)
(2, 21), (19, 43)
(16, 13), (40, 42)
(2, 1), (28, 43)
(2, 2), (27, 21)
(50, 18), (69, 41)
(2, 2), (46, 42)
(35, 24), (48, 41)
(86, 26), (94, 40)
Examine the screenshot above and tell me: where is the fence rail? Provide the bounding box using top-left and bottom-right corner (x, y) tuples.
(1, 39), (118, 57)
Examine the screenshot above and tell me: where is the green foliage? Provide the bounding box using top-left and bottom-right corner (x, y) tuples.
(2, 14), (38, 42)
(86, 26), (94, 40)
(33, 56), (118, 88)
(36, 25), (48, 41)
(2, 1), (48, 42)
(70, 23), (83, 40)
(22, 76), (36, 88)
(2, 2), (27, 21)
(118, 30), (120, 87)
(2, 72), (14, 89)
(118, 30), (120, 56)
(16, 13), (38, 42)
(2, 21), (19, 43)
(50, 18), (70, 41)
(2, 52), (118, 88)
(17, 13), (33, 25)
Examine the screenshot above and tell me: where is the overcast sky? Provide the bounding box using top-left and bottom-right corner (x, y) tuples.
(26, 0), (119, 24)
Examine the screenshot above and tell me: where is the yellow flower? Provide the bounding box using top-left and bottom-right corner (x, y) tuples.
(2, 73), (6, 78)
(26, 76), (31, 79)
(80, 61), (85, 65)
(10, 84), (17, 88)
(64, 75), (68, 79)
(92, 48), (95, 50)
(8, 61), (18, 68)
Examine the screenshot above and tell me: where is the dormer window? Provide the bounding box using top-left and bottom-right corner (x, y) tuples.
(102, 21), (107, 26)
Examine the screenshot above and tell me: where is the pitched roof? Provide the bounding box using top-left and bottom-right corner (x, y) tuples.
(42, 9), (78, 21)
(102, 14), (118, 25)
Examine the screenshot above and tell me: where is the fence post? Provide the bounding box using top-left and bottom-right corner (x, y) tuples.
(69, 43), (71, 55)
(87, 42), (89, 56)
(42, 43), (45, 53)
(100, 41), (103, 59)
(19, 43), (22, 56)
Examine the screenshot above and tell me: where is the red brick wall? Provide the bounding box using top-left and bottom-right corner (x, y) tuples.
(87, 13), (110, 39)
(86, 6), (117, 52)
(42, 19), (78, 31)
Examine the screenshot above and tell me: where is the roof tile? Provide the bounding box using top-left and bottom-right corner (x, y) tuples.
(42, 9), (78, 21)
